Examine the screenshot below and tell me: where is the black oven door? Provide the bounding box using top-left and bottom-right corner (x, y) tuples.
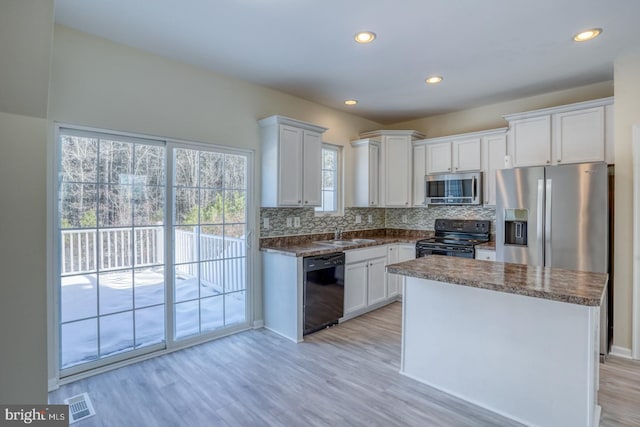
(416, 246), (474, 259)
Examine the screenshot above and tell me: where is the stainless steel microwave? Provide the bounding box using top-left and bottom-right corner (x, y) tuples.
(425, 172), (482, 205)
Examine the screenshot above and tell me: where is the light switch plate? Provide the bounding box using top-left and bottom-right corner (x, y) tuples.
(355, 214), (362, 224)
(263, 218), (270, 229)
(402, 215), (408, 223)
(293, 217), (300, 228)
(286, 217), (292, 227)
(367, 214), (372, 223)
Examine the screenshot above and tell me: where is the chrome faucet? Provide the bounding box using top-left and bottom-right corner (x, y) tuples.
(334, 228), (342, 240)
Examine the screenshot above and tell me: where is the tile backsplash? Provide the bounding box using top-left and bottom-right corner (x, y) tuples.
(260, 207), (385, 237)
(385, 206), (496, 233)
(260, 205), (496, 237)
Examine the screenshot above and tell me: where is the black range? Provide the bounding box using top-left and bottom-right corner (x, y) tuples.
(416, 219), (491, 259)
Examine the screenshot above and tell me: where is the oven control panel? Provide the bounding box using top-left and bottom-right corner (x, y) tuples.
(434, 219), (490, 234)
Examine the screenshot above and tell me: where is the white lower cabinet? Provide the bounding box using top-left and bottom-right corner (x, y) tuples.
(344, 245), (392, 318)
(344, 261), (368, 314)
(387, 244), (416, 298)
(475, 248), (496, 261)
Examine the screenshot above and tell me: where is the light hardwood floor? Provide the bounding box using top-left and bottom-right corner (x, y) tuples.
(49, 303), (640, 426)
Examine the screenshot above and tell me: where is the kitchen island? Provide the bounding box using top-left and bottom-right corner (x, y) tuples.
(387, 256), (608, 427)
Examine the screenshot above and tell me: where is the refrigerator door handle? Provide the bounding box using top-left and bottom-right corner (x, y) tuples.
(537, 179), (545, 266)
(545, 178), (553, 267)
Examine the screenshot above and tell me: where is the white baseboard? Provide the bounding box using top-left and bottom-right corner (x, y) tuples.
(252, 319), (264, 329)
(610, 345), (633, 359)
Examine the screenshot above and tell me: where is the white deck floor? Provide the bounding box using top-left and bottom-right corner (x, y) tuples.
(60, 268), (246, 369)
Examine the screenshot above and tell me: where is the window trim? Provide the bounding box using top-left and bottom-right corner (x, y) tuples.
(315, 142), (343, 217)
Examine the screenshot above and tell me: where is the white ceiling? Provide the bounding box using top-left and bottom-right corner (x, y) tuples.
(54, 0), (640, 124)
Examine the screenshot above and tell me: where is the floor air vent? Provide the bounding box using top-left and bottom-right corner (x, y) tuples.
(64, 392), (96, 424)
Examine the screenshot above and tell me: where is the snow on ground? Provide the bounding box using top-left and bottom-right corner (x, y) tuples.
(60, 268), (246, 369)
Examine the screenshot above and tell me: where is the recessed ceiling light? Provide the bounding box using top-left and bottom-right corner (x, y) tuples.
(425, 76), (443, 84)
(354, 31), (376, 44)
(344, 99), (358, 106)
(573, 28), (602, 42)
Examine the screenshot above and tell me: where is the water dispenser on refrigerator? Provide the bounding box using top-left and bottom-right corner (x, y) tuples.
(503, 209), (528, 246)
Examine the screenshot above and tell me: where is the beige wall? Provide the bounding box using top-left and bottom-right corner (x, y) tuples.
(389, 81), (614, 137)
(613, 55), (640, 351)
(0, 0), (53, 404)
(0, 112), (49, 403)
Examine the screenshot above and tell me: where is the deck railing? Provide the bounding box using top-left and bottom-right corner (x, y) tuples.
(61, 226), (245, 293)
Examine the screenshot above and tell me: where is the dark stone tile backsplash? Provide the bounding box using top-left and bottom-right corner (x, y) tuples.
(260, 206), (496, 238)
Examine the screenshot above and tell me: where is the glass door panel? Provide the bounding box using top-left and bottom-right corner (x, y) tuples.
(172, 148), (248, 340)
(58, 131), (166, 372)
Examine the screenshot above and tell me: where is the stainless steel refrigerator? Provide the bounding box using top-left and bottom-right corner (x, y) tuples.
(495, 162), (610, 355)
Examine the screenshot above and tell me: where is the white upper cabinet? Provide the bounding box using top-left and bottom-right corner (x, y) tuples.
(504, 97), (613, 168)
(384, 135), (412, 206)
(425, 138), (481, 175)
(259, 115), (327, 207)
(412, 144), (427, 206)
(553, 107), (604, 164)
(351, 138), (380, 207)
(426, 142), (452, 174)
(507, 116), (552, 167)
(357, 130), (425, 207)
(452, 138), (482, 171)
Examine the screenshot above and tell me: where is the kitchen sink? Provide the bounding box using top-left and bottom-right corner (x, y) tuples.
(314, 238), (376, 247)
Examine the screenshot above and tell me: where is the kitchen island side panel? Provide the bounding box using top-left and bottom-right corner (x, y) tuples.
(401, 276), (599, 427)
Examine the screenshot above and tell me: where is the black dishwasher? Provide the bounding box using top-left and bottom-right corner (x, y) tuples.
(303, 252), (345, 335)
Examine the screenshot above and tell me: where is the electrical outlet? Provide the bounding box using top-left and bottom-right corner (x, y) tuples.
(286, 217), (293, 228)
(367, 214), (372, 224)
(402, 214), (408, 223)
(355, 214), (362, 224)
(263, 218), (270, 229)
(293, 217), (300, 228)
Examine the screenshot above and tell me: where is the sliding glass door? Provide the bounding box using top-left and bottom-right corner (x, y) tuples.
(56, 128), (251, 376)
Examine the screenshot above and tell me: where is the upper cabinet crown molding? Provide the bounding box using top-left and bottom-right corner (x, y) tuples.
(358, 129), (426, 140)
(258, 115), (328, 133)
(502, 97), (613, 122)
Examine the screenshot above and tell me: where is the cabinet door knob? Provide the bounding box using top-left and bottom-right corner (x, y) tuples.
(557, 159), (562, 163)
(304, 201), (308, 204)
(546, 160), (550, 164)
(298, 200), (301, 203)
(447, 167), (451, 171)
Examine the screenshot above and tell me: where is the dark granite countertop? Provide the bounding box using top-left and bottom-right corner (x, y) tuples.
(260, 229), (431, 257)
(387, 256), (608, 307)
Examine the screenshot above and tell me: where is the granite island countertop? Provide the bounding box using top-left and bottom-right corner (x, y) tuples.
(387, 255), (607, 306)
